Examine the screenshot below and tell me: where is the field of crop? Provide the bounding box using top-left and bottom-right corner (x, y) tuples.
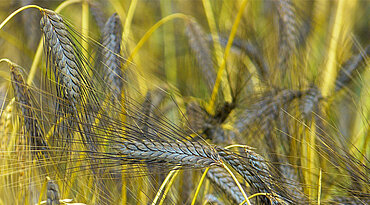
(0, 0), (369, 204)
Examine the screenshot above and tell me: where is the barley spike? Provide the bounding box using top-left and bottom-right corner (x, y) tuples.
(10, 64), (49, 153)
(206, 167), (245, 204)
(335, 45), (370, 91)
(113, 140), (222, 169)
(101, 13), (123, 100)
(186, 19), (216, 91)
(216, 146), (295, 204)
(40, 9), (82, 104)
(275, 0), (298, 69)
(46, 178), (60, 205)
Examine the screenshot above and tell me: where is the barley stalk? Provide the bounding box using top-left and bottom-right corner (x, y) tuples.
(320, 0), (346, 97)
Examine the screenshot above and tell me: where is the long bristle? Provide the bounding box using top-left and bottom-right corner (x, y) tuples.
(10, 64), (49, 155)
(0, 2), (368, 204)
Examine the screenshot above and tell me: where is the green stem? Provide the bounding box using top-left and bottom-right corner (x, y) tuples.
(207, 0), (248, 115)
(152, 167), (180, 205)
(127, 13), (189, 65)
(81, 0), (89, 58)
(191, 167), (210, 205)
(0, 5), (42, 30)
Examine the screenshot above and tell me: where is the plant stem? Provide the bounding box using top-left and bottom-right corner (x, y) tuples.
(123, 0), (138, 44)
(191, 167), (210, 205)
(320, 0), (346, 97)
(0, 5), (42, 31)
(207, 0), (248, 115)
(152, 167), (180, 205)
(81, 0), (89, 58)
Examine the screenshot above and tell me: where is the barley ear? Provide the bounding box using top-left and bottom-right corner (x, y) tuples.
(10, 63), (49, 156)
(101, 13), (124, 100)
(216, 146), (295, 204)
(46, 178), (60, 205)
(275, 0), (299, 70)
(113, 140), (222, 168)
(335, 45), (370, 91)
(206, 167), (245, 204)
(40, 9), (82, 105)
(185, 18), (216, 92)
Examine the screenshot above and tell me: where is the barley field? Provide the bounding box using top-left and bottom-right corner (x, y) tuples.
(0, 0), (369, 204)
